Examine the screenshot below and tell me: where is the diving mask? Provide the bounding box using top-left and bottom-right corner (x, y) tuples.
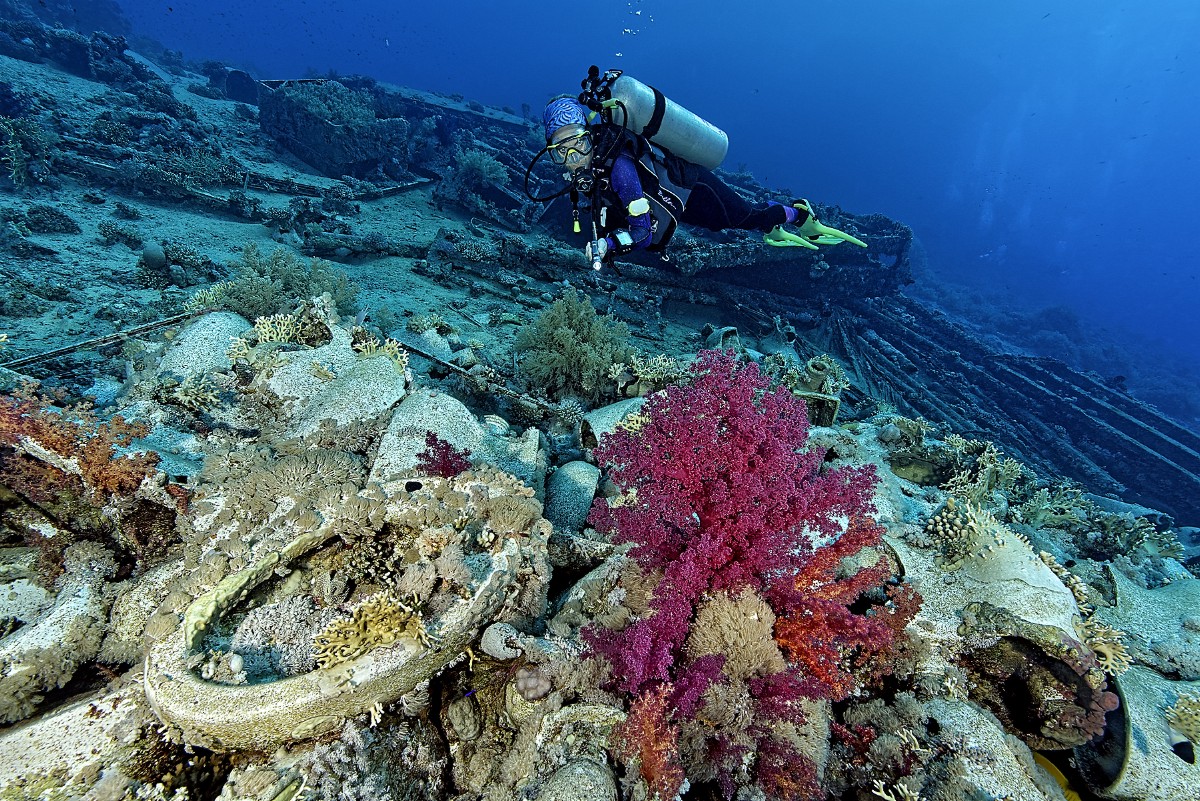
(548, 126), (593, 167)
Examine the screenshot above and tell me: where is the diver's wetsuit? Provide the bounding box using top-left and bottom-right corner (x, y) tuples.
(602, 140), (795, 253)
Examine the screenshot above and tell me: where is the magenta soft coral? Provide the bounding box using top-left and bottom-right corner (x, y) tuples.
(585, 350), (904, 799)
(587, 350), (883, 697)
(415, 431), (472, 477)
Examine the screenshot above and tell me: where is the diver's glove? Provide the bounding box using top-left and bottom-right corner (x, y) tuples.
(764, 200), (868, 249)
(585, 236), (610, 264)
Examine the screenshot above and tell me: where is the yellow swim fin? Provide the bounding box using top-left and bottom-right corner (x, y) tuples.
(810, 234), (850, 246)
(764, 226), (819, 250)
(792, 200), (869, 248)
(1032, 752), (1082, 801)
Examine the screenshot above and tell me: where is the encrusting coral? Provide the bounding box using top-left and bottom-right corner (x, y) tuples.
(144, 468), (544, 752)
(916, 493), (1131, 752)
(0, 541), (117, 723)
(112, 314), (557, 751)
(5, 274), (1191, 801)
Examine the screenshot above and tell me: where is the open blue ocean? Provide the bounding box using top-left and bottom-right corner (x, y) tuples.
(119, 0), (1198, 374)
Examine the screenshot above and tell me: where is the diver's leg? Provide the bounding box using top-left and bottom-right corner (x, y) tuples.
(680, 168), (790, 232)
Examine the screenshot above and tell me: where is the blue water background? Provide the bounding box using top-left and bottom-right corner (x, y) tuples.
(116, 0), (1199, 368)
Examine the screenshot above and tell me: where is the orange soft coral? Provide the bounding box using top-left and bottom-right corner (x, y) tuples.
(613, 683), (686, 801)
(0, 386), (158, 501)
(773, 515), (901, 700)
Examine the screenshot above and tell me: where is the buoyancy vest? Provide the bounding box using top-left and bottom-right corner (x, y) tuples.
(590, 124), (695, 255)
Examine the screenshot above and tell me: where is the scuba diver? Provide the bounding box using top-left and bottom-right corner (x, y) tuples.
(525, 67), (867, 269)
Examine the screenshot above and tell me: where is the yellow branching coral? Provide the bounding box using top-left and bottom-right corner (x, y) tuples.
(871, 780), (920, 801)
(888, 415), (932, 445)
(226, 335), (252, 363)
(183, 281), (232, 314)
(941, 436), (1025, 506)
(1076, 618), (1132, 676)
(312, 591), (430, 669)
(407, 313), (453, 335)
(1167, 693), (1200, 743)
(1015, 483), (1095, 530)
(617, 353), (687, 391)
(352, 332), (409, 374)
(615, 410), (651, 434)
(253, 313), (301, 344)
(172, 374), (220, 411)
(1039, 551), (1095, 616)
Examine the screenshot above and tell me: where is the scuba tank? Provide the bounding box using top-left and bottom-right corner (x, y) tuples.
(581, 67), (728, 170)
(521, 67), (729, 265)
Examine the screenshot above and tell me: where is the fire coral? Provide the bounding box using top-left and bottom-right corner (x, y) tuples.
(586, 349), (910, 799)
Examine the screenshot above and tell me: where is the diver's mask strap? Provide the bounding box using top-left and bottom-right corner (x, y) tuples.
(523, 145), (573, 203)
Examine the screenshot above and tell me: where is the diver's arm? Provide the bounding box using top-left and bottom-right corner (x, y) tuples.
(601, 154), (654, 255)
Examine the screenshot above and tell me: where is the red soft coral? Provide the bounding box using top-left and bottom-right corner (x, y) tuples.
(0, 387), (158, 501)
(773, 514), (896, 700)
(755, 736), (822, 801)
(1, 386), (167, 577)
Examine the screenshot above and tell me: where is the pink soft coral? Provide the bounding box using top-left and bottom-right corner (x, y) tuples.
(585, 350), (909, 799)
(587, 350), (883, 695)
